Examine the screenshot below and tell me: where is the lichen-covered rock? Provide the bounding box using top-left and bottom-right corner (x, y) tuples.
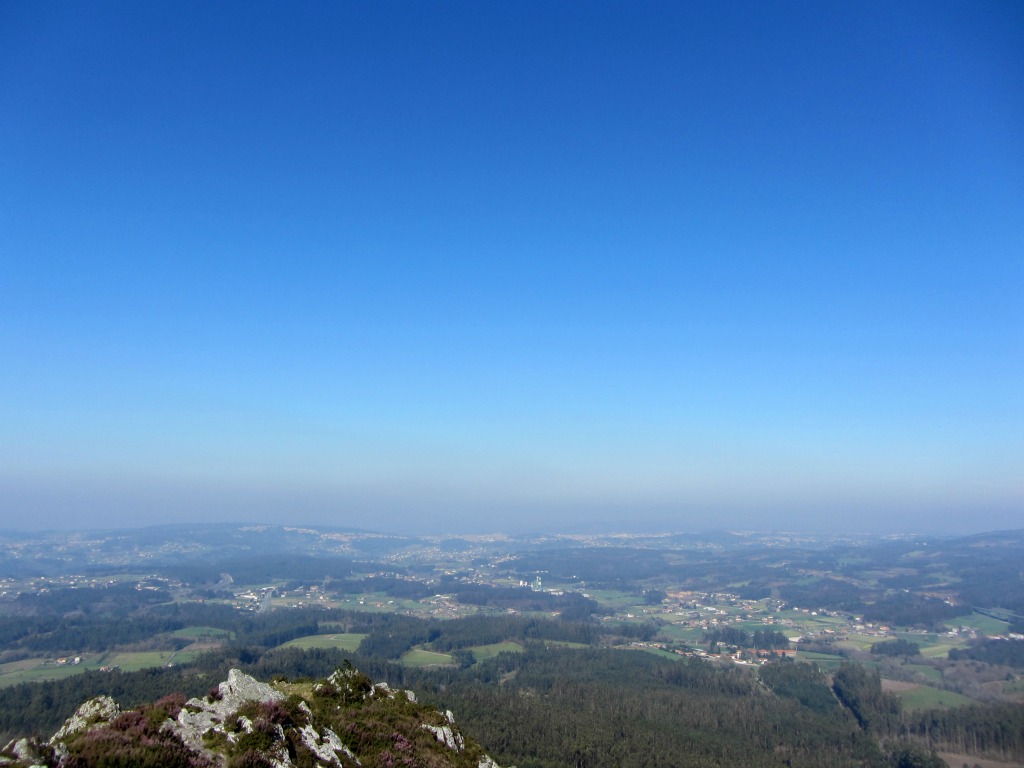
(222, 668), (285, 706)
(297, 724), (359, 766)
(5, 668), (499, 768)
(423, 723), (465, 751)
(0, 737), (49, 768)
(38, 695), (123, 764)
(421, 709), (465, 750)
(49, 696), (119, 744)
(173, 668), (286, 754)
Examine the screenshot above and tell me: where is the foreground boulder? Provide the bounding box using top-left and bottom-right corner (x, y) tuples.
(0, 667), (502, 768)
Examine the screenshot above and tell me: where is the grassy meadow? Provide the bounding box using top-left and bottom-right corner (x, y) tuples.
(277, 633), (366, 652)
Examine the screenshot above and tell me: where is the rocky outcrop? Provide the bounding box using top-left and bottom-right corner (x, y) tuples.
(168, 669), (356, 767)
(1, 668), (502, 768)
(172, 668), (286, 753)
(49, 696), (119, 744)
(296, 722), (356, 766)
(423, 709), (465, 750)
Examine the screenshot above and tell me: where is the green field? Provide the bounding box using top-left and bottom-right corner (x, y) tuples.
(796, 651), (847, 669)
(0, 649), (198, 687)
(278, 633), (366, 652)
(0, 662), (96, 687)
(585, 590), (642, 610)
(1001, 679), (1024, 696)
(631, 646), (681, 661)
(0, 658), (52, 687)
(172, 626), (235, 640)
(903, 663), (943, 682)
(0, 658), (42, 674)
(656, 623), (702, 644)
(946, 612), (1010, 636)
(919, 641), (961, 659)
(835, 634), (877, 652)
(106, 650), (189, 671)
(400, 649), (453, 667)
(894, 684), (974, 711)
(467, 641), (524, 661)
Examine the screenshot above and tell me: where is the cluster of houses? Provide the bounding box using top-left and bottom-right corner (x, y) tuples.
(45, 655), (81, 666)
(625, 640), (797, 665)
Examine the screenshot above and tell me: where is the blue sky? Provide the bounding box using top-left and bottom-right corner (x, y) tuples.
(1, 2), (1022, 534)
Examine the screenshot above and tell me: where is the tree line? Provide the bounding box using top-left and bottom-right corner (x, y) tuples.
(2, 642), (1022, 767)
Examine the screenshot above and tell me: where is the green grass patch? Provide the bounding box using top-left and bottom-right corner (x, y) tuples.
(796, 651), (847, 669)
(629, 646), (681, 661)
(172, 626), (235, 640)
(657, 624), (703, 645)
(278, 633), (366, 652)
(797, 651), (846, 661)
(894, 631), (938, 644)
(466, 641), (524, 661)
(400, 649), (453, 667)
(1000, 679), (1024, 695)
(903, 663), (943, 682)
(584, 590), (640, 609)
(168, 649), (203, 665)
(106, 651), (179, 671)
(730, 621), (773, 633)
(835, 635), (876, 652)
(0, 658), (55, 687)
(0, 649), (197, 687)
(0, 658), (44, 674)
(895, 684), (974, 711)
(0, 663), (96, 687)
(919, 641), (961, 659)
(945, 612), (1010, 636)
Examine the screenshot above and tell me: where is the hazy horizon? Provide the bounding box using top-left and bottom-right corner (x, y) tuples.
(0, 481), (1017, 538)
(2, 3), (1021, 535)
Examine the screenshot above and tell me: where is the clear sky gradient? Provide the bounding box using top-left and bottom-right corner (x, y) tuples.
(2, 2), (1022, 534)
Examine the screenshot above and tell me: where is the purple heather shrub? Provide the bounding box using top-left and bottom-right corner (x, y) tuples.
(393, 732), (413, 751)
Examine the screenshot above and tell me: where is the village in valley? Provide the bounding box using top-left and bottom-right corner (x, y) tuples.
(1, 524), (1022, 711)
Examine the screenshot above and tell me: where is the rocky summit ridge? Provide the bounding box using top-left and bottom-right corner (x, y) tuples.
(1, 666), (503, 768)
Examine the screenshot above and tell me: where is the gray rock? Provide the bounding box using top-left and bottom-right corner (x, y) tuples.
(46, 695), (121, 764)
(220, 668), (285, 707)
(172, 668), (285, 755)
(50, 696), (120, 744)
(11, 738), (33, 761)
(422, 723), (464, 751)
(19, 667), (504, 768)
(297, 723), (360, 767)
(1, 737), (46, 767)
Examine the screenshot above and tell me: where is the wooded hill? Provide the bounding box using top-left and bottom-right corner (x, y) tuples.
(2, 641), (1022, 768)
